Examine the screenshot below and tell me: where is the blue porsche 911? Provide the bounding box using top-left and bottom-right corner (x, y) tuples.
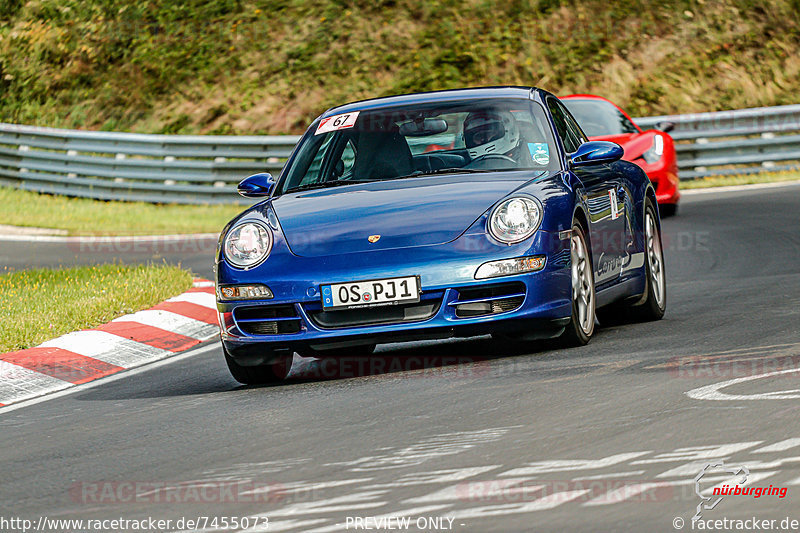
(215, 87), (666, 384)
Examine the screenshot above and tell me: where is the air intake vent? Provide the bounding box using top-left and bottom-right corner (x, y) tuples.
(451, 282), (526, 318)
(234, 305), (302, 336)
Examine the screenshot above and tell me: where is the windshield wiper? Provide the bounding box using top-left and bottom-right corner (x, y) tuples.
(388, 168), (493, 180)
(284, 168), (493, 193)
(284, 180), (376, 194)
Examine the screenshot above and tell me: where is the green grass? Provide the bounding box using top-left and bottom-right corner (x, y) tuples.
(1, 1), (799, 135)
(682, 170), (800, 189)
(0, 263), (193, 352)
(0, 187), (243, 235)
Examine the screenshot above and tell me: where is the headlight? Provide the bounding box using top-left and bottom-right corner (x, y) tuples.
(642, 133), (664, 164)
(223, 222), (272, 269)
(488, 197), (542, 244)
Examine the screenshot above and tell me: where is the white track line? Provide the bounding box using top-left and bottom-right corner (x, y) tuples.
(754, 438), (800, 454)
(112, 310), (217, 339)
(167, 291), (217, 309)
(0, 360), (73, 405)
(0, 341), (221, 414)
(682, 179), (800, 196)
(0, 232), (218, 242)
(39, 330), (165, 368)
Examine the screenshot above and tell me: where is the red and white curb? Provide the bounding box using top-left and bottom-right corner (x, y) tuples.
(0, 278), (219, 408)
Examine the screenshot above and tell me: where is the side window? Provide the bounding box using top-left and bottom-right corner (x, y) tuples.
(335, 139), (357, 178)
(547, 97), (580, 153)
(299, 134), (334, 186)
(617, 110), (638, 134)
(561, 105), (589, 146)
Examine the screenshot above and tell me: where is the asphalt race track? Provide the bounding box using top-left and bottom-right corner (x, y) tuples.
(1, 182), (799, 532)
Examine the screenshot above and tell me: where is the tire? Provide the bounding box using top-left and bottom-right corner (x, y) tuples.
(596, 300), (630, 326)
(659, 203), (678, 217)
(223, 346), (293, 385)
(559, 221), (595, 346)
(633, 200), (667, 321)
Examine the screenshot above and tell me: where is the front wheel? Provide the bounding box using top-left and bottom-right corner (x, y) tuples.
(559, 222), (596, 346)
(224, 346), (292, 385)
(658, 203), (678, 217)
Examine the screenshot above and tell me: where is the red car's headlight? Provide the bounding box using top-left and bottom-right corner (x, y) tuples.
(642, 134), (665, 164)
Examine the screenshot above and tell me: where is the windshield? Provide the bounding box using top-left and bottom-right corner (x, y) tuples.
(276, 98), (558, 195)
(561, 98), (639, 137)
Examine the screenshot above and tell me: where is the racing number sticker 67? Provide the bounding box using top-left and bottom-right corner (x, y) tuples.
(316, 111), (360, 135)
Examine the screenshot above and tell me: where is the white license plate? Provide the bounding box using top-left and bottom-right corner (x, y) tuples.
(321, 276), (420, 310)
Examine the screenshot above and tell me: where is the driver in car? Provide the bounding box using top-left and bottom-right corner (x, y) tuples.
(463, 110), (523, 163)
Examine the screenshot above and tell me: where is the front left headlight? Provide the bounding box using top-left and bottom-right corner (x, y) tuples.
(223, 222), (272, 269)
(488, 197), (542, 244)
(642, 133), (665, 164)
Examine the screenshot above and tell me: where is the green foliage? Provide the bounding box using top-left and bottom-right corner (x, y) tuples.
(0, 263), (193, 352)
(0, 187), (243, 235)
(1, 0), (798, 133)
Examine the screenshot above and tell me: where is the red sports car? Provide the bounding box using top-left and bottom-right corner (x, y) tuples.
(561, 94), (679, 215)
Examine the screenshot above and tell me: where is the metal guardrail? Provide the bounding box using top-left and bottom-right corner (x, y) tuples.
(634, 104), (800, 180)
(0, 123), (300, 204)
(2, 103), (799, 204)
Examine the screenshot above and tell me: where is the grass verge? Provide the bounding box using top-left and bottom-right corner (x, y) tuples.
(2, 1), (799, 135)
(682, 170), (800, 189)
(0, 187), (243, 235)
(0, 263), (193, 353)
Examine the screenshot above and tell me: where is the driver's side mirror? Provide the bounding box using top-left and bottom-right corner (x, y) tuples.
(237, 173), (275, 198)
(570, 141), (624, 166)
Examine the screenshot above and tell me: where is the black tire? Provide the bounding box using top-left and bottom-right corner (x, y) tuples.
(659, 203), (678, 217)
(632, 200), (667, 321)
(596, 300), (630, 326)
(224, 346), (292, 385)
(559, 221), (595, 347)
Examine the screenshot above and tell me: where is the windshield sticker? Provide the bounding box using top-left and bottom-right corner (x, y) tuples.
(316, 111), (360, 135)
(528, 143), (550, 165)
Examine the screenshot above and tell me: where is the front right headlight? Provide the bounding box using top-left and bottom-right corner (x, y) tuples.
(642, 133), (665, 164)
(488, 197), (543, 244)
(223, 222), (272, 269)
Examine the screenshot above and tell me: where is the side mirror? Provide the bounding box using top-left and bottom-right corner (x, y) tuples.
(570, 141), (624, 166)
(237, 173), (275, 198)
(656, 121), (675, 133)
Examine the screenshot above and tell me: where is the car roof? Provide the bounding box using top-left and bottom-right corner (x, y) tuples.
(560, 93), (643, 133)
(560, 93), (614, 103)
(321, 86), (545, 118)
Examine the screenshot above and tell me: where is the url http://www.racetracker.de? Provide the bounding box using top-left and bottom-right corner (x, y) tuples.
(0, 515), (269, 532)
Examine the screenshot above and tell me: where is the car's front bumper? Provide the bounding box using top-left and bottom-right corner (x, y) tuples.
(216, 230), (573, 364)
(636, 160), (680, 205)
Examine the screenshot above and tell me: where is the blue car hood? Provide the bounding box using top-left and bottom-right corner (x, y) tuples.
(271, 173), (537, 257)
